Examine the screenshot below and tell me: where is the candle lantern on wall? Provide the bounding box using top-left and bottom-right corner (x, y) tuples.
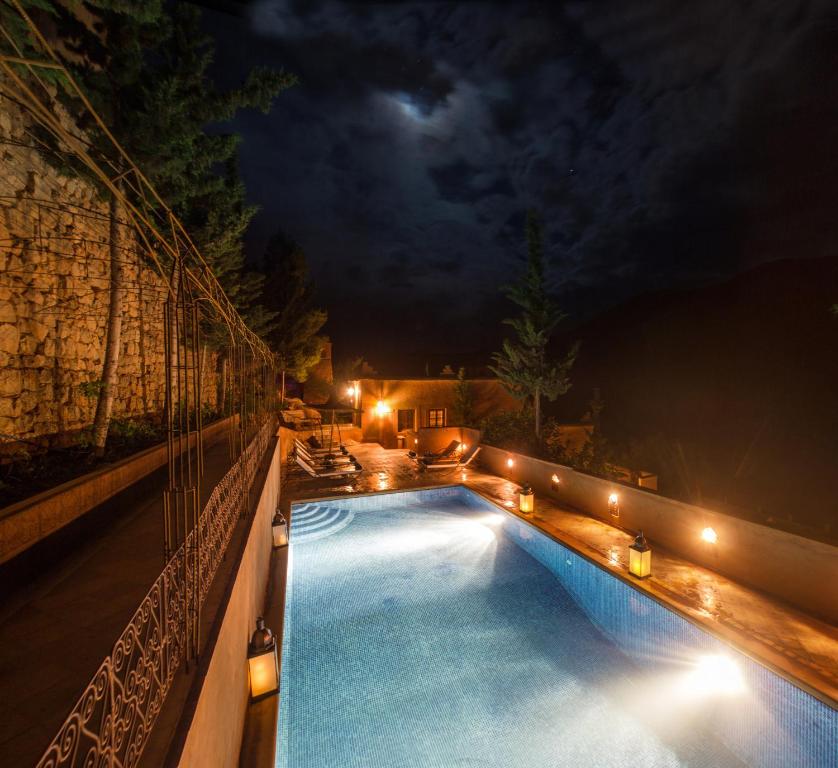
(519, 482), (534, 514)
(247, 617), (280, 701)
(608, 492), (620, 518)
(272, 509), (288, 548)
(628, 530), (652, 578)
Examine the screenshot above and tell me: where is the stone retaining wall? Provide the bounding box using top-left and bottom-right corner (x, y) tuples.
(0, 94), (220, 448)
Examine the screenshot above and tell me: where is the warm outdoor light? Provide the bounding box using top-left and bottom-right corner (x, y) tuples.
(550, 473), (560, 487)
(375, 400), (391, 417)
(461, 443), (468, 451)
(628, 530), (651, 578)
(608, 492), (620, 518)
(506, 457), (514, 468)
(248, 617), (279, 701)
(701, 526), (718, 544)
(519, 482), (534, 514)
(272, 509), (288, 548)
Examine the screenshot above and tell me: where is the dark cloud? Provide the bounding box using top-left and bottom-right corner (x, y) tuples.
(203, 0), (838, 365)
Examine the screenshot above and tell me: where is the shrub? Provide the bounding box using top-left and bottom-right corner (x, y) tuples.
(478, 409), (540, 456)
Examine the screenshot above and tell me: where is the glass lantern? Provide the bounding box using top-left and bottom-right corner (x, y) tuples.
(272, 510), (288, 548)
(628, 530), (652, 578)
(248, 617), (280, 701)
(519, 482), (534, 514)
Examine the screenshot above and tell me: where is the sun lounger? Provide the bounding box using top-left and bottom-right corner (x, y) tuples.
(295, 454), (361, 478)
(407, 440), (460, 463)
(421, 445), (481, 470)
(294, 442), (356, 466)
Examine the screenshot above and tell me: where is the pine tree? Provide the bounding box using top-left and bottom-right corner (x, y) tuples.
(260, 231), (328, 403)
(41, 1), (294, 452)
(490, 211), (578, 440)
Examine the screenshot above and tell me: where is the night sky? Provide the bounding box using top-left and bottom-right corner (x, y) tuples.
(203, 0), (838, 369)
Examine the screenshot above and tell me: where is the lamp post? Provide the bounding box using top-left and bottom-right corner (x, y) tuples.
(247, 617), (279, 701)
(519, 482), (534, 514)
(628, 530), (652, 578)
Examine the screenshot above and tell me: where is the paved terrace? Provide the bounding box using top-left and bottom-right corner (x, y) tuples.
(279, 441), (838, 709)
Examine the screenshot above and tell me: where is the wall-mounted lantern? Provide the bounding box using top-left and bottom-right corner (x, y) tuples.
(375, 400), (391, 418)
(550, 473), (560, 492)
(272, 510), (288, 548)
(608, 492), (620, 518)
(628, 530), (652, 578)
(506, 457), (514, 468)
(701, 527), (718, 544)
(519, 482), (534, 514)
(248, 617), (279, 701)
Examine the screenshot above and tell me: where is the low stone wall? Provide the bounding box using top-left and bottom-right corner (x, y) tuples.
(175, 431), (281, 768)
(478, 444), (838, 624)
(0, 416), (233, 564)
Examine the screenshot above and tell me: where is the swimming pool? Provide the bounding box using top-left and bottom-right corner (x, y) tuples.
(277, 486), (836, 767)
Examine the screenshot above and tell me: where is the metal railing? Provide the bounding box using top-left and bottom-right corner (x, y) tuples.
(35, 418), (276, 768)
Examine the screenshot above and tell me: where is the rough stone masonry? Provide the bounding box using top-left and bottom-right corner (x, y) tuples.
(0, 93), (219, 450)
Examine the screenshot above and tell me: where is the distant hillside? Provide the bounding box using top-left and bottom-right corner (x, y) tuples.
(550, 256), (838, 542)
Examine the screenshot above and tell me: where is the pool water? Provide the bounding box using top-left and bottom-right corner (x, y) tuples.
(277, 487), (836, 768)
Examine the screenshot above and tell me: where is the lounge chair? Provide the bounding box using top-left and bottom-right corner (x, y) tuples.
(294, 439), (349, 459)
(294, 442), (356, 466)
(421, 445), (482, 470)
(295, 454), (361, 478)
(408, 440), (460, 464)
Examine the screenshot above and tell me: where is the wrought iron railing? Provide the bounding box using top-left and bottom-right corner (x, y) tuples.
(36, 418), (276, 768)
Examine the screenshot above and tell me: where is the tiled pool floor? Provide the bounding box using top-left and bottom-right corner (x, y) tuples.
(278, 497), (753, 767)
(280, 442), (838, 707)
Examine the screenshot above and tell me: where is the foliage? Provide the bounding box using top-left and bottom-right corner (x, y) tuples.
(451, 367), (475, 426)
(489, 210), (578, 438)
(261, 230), (328, 382)
(78, 379), (105, 399)
(478, 409), (541, 457)
(543, 392), (619, 478)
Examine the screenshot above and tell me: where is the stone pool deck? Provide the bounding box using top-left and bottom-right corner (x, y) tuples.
(279, 441), (838, 709)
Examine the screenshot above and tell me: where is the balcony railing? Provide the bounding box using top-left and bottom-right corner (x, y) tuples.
(36, 418), (276, 768)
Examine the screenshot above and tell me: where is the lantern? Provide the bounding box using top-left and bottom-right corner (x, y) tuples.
(628, 530), (652, 578)
(519, 482), (534, 514)
(272, 509), (288, 548)
(247, 617), (279, 701)
(701, 527), (718, 544)
(608, 492), (620, 518)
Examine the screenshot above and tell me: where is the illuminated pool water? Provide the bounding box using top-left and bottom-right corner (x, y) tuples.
(277, 487), (836, 768)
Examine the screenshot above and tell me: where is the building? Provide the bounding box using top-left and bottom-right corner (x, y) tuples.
(350, 376), (521, 448)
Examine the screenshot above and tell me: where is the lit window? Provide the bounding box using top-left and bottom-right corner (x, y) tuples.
(427, 408), (445, 428)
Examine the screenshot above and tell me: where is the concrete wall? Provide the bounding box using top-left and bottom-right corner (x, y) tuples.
(478, 444), (838, 624)
(0, 416), (234, 564)
(359, 378), (519, 447)
(176, 433), (281, 768)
